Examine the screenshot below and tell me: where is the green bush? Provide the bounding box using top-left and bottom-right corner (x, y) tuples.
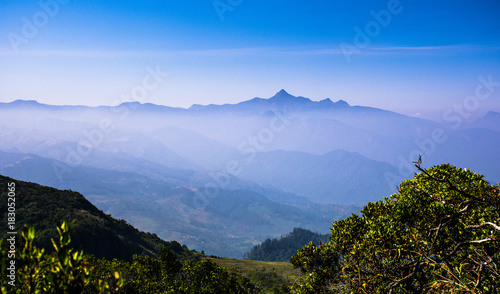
(289, 164), (500, 293)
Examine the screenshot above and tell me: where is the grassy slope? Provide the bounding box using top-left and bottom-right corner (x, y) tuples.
(205, 257), (303, 293)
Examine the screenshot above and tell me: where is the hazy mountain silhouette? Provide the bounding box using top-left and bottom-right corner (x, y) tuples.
(464, 111), (500, 132)
(1, 90), (498, 256)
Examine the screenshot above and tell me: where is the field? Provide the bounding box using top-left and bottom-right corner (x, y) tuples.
(206, 257), (303, 293)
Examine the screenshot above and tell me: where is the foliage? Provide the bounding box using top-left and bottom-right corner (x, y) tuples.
(244, 228), (329, 262)
(1, 222), (260, 293)
(0, 221), (122, 293)
(85, 250), (260, 293)
(290, 164), (500, 293)
(0, 175), (199, 262)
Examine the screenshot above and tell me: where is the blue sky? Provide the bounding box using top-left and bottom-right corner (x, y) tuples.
(1, 0), (499, 120)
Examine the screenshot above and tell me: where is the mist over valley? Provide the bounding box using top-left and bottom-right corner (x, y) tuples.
(1, 90), (498, 257)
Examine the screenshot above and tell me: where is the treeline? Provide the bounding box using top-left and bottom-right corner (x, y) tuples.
(244, 228), (328, 262)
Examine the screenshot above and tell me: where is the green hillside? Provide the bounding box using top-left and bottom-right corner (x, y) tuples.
(0, 174), (198, 262)
(244, 228), (329, 262)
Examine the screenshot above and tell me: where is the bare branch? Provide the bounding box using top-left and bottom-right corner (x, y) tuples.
(468, 238), (500, 244)
(447, 238), (500, 257)
(468, 222), (500, 232)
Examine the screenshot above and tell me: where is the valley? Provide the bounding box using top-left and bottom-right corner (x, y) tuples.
(1, 90), (499, 257)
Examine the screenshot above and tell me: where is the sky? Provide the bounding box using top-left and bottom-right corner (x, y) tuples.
(0, 0), (499, 120)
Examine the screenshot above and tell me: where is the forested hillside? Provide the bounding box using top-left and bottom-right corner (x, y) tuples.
(0, 175), (198, 262)
(244, 228), (329, 262)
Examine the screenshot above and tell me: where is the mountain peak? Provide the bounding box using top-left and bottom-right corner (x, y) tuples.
(11, 99), (41, 105)
(268, 90), (313, 105)
(335, 99), (350, 107)
(271, 89), (294, 99)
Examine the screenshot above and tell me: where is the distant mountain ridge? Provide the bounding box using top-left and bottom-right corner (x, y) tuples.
(1, 89), (498, 187)
(464, 111), (500, 132)
(1, 92), (497, 125)
(0, 89), (377, 114)
(1, 89), (499, 257)
(241, 149), (399, 204)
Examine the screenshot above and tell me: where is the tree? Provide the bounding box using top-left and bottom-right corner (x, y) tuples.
(290, 164), (500, 293)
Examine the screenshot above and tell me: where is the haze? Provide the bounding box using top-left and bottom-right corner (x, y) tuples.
(1, 1), (499, 120)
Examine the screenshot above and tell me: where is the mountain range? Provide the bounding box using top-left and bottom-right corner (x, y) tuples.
(1, 90), (498, 257)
